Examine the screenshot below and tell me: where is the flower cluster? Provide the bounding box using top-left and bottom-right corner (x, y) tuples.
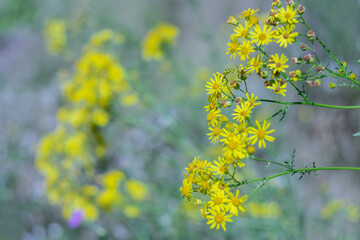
(180, 1), (313, 231)
(141, 22), (179, 61)
(36, 31), (147, 225)
(43, 19), (67, 54)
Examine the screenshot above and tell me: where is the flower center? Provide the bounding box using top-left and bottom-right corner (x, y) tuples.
(202, 180), (209, 189)
(231, 43), (238, 51)
(215, 213), (224, 223)
(259, 33), (267, 41)
(274, 86), (280, 93)
(284, 13), (291, 19)
(240, 110), (247, 116)
(257, 129), (265, 138)
(241, 30), (247, 36)
(214, 197), (222, 205)
(276, 62), (282, 68)
(253, 60), (260, 67)
(232, 198), (240, 206)
(229, 140), (238, 150)
(283, 33), (289, 39)
(214, 128), (221, 136)
(213, 83), (220, 90)
(220, 165), (227, 173)
(225, 156), (234, 164)
(240, 47), (249, 55)
(207, 112), (215, 120)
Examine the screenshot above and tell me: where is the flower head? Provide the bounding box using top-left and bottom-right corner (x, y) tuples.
(248, 120), (275, 148)
(249, 25), (275, 45)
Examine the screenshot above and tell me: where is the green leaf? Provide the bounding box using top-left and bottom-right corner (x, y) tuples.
(353, 132), (360, 136)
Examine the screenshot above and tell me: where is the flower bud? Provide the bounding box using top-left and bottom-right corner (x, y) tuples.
(226, 101), (233, 107)
(350, 73), (356, 79)
(291, 57), (302, 64)
(262, 71), (269, 79)
(300, 43), (307, 51)
(264, 80), (271, 86)
(316, 65), (324, 73)
(227, 16), (239, 25)
(235, 97), (242, 104)
(247, 146), (256, 154)
(280, 78), (286, 85)
(297, 5), (305, 14)
(304, 54), (314, 63)
(307, 80), (313, 87)
(307, 30), (316, 41)
(329, 82), (336, 89)
(314, 79), (321, 87)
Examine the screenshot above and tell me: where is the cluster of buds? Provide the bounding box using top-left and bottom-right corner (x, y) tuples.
(307, 79), (321, 87)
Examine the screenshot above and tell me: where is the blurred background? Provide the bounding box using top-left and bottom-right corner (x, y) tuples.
(0, 0), (360, 239)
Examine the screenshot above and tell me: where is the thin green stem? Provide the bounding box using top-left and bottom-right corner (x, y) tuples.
(237, 166), (360, 187)
(258, 99), (360, 109)
(248, 156), (291, 170)
(248, 181), (267, 197)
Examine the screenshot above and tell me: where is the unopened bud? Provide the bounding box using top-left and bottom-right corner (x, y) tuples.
(307, 81), (313, 87)
(307, 30), (316, 41)
(226, 101), (233, 107)
(304, 54), (313, 63)
(235, 97), (242, 104)
(350, 73), (356, 79)
(247, 146), (256, 154)
(291, 57), (301, 64)
(316, 65), (324, 73)
(300, 43), (307, 51)
(227, 16), (239, 25)
(314, 79), (321, 87)
(262, 71), (269, 79)
(264, 80), (271, 86)
(297, 5), (305, 14)
(221, 100), (227, 107)
(280, 79), (286, 85)
(329, 82), (336, 89)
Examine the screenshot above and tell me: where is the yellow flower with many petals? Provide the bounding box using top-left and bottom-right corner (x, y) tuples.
(249, 25), (275, 45)
(248, 120), (275, 148)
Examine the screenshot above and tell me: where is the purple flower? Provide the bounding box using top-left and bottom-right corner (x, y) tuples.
(68, 210), (83, 228)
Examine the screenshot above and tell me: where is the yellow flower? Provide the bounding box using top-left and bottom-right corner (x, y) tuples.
(125, 180), (148, 201)
(268, 54), (289, 74)
(249, 25), (275, 45)
(233, 22), (251, 38)
(278, 5), (298, 25)
(180, 179), (193, 202)
(248, 120), (275, 148)
(207, 109), (222, 126)
(275, 26), (298, 48)
(206, 208), (233, 231)
(141, 23), (179, 61)
(239, 8), (259, 19)
(226, 35), (240, 59)
(247, 54), (263, 73)
(124, 206), (141, 218)
(222, 135), (247, 159)
(207, 123), (222, 144)
(232, 101), (252, 122)
(210, 157), (229, 176)
(205, 73), (225, 95)
(267, 79), (287, 96)
(208, 190), (231, 211)
(238, 40), (255, 61)
(227, 190), (247, 216)
(43, 19), (67, 54)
